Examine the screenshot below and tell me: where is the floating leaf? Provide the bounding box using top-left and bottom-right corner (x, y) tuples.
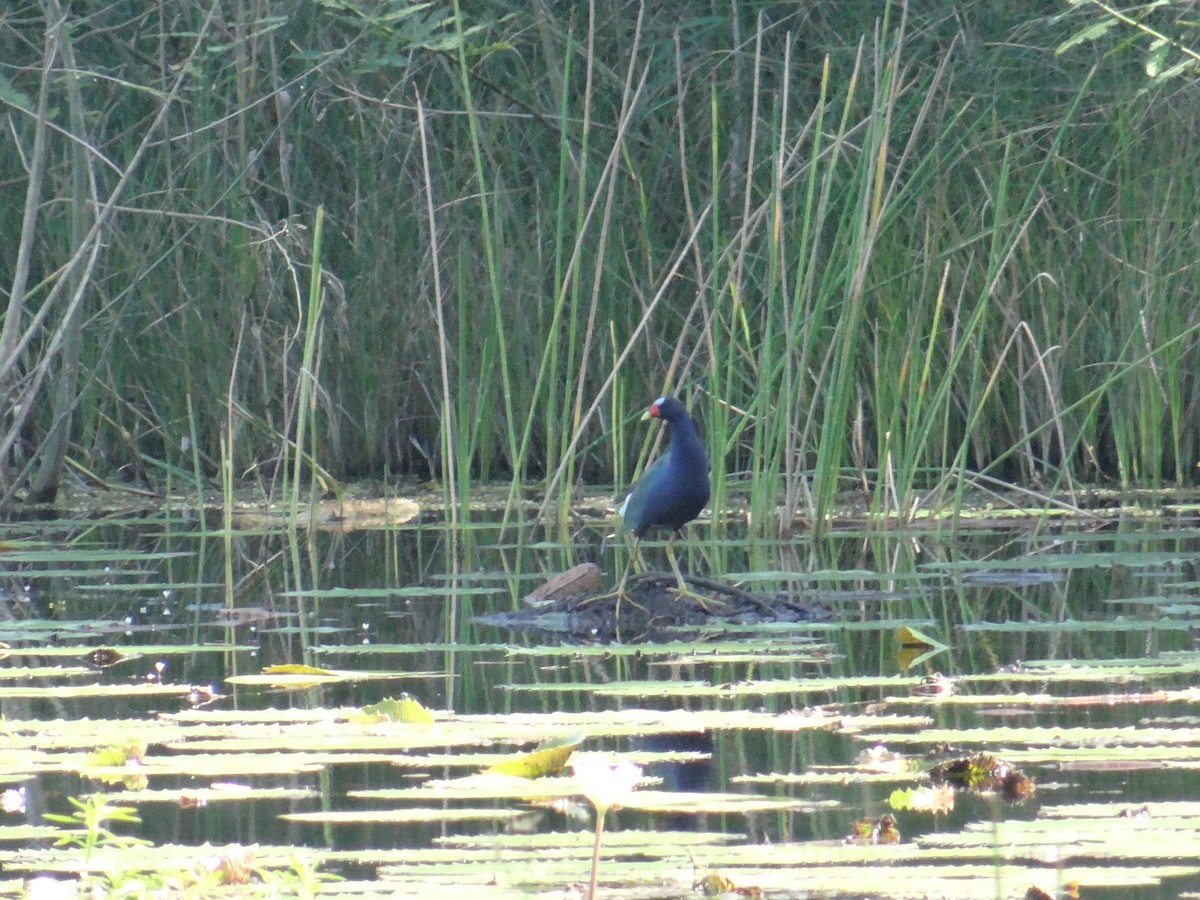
(263, 664), (334, 676)
(213, 607), (278, 625)
(485, 733), (584, 778)
(354, 774), (579, 803)
(86, 740), (147, 769)
(225, 665), (407, 687)
(82, 740), (148, 790)
(349, 694), (434, 725)
(622, 789), (819, 815)
(282, 807), (521, 825)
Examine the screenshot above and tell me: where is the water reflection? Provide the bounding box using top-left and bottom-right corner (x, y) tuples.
(1, 510), (1199, 895)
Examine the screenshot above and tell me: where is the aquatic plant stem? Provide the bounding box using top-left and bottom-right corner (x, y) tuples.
(222, 315), (243, 613)
(588, 808), (605, 900)
(415, 94), (457, 530)
(450, 0), (518, 497)
(415, 90), (462, 709)
(288, 204), (326, 529)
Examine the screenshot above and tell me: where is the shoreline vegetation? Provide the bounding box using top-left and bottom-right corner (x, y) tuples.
(2, 2), (1199, 534)
(20, 481), (1200, 535)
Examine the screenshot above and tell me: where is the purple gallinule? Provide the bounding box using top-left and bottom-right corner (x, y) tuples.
(617, 396), (710, 593)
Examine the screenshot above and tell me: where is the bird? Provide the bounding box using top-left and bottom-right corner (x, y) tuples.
(616, 395), (710, 595)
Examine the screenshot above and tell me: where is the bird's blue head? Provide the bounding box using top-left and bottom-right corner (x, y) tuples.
(646, 396), (687, 422)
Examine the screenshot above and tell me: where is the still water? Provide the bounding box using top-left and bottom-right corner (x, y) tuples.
(2, 498), (1200, 898)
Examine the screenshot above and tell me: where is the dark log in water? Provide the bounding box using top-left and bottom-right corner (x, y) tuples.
(477, 565), (828, 642)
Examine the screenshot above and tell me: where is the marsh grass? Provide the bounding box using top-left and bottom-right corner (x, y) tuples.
(1, 2), (1198, 533)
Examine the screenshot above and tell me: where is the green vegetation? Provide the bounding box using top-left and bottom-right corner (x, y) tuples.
(2, 1), (1199, 528)
(3, 503), (1200, 896)
(11, 556), (1200, 897)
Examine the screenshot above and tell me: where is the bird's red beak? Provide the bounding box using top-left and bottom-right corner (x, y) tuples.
(646, 401), (662, 419)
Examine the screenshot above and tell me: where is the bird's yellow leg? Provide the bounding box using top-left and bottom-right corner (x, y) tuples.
(629, 535), (648, 574)
(611, 547), (637, 618)
(580, 535), (646, 613)
(664, 535), (688, 592)
(665, 534), (729, 614)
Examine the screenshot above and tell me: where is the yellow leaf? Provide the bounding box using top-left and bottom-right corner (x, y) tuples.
(349, 694), (434, 725)
(226, 665), (404, 687)
(262, 664), (336, 676)
(484, 736), (583, 779)
(895, 625), (949, 671)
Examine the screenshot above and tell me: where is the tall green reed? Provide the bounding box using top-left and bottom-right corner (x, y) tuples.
(3, 2), (1200, 526)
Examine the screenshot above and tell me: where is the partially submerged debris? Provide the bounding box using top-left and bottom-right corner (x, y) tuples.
(483, 569), (828, 640)
(929, 752), (1036, 803)
(847, 813), (901, 845)
(694, 868), (763, 898)
(522, 563), (605, 609)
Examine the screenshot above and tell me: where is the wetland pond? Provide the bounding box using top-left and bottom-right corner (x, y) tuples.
(3, 488), (1200, 898)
